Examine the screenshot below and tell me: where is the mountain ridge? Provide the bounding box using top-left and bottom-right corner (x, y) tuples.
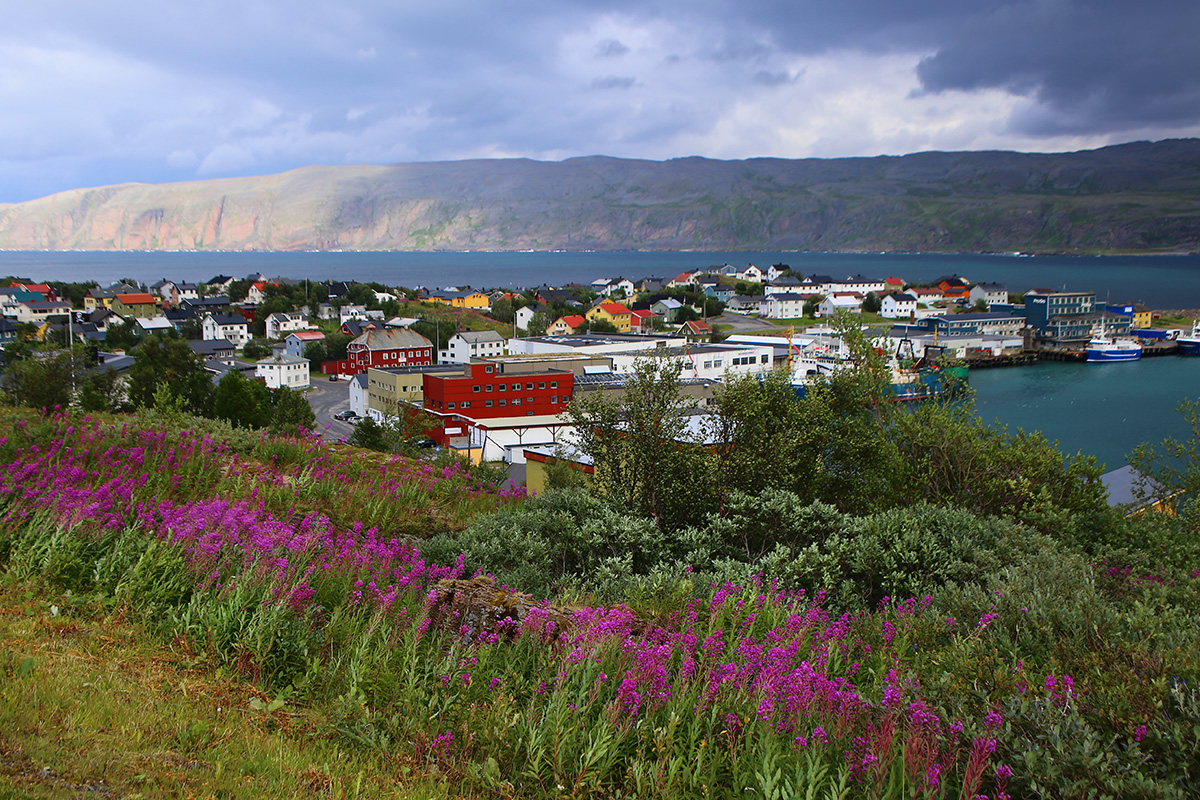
(3, 140), (1200, 253)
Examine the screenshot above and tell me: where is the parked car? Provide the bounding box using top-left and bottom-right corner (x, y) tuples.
(334, 410), (360, 421)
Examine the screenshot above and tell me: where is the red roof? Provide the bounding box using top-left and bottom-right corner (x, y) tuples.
(597, 302), (630, 315)
(681, 320), (712, 334)
(116, 292), (157, 304)
(557, 314), (586, 329)
(18, 283), (51, 293)
(885, 276), (904, 285)
(629, 309), (657, 320)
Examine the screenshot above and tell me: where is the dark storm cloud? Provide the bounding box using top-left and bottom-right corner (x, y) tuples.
(910, 0), (1200, 135)
(0, 0), (1196, 202)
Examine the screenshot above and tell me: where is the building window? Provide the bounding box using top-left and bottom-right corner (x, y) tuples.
(461, 401), (470, 408)
(498, 383), (506, 391)
(448, 402), (456, 409)
(499, 399), (507, 406)
(550, 396), (557, 404)
(538, 382), (546, 389)
(486, 366), (494, 373)
(550, 381), (558, 389)
(526, 382), (534, 390)
(473, 385), (481, 392)
(485, 384), (493, 392)
(512, 398), (521, 405)
(486, 400), (493, 407)
(761, 355), (769, 364)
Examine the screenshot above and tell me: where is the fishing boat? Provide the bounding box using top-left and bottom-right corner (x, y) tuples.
(1086, 328), (1142, 362)
(1176, 321), (1200, 355)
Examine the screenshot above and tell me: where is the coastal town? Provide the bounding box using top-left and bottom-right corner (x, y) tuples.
(2, 263), (1197, 484)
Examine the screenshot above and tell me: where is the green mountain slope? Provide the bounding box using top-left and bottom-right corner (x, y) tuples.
(3, 140), (1200, 252)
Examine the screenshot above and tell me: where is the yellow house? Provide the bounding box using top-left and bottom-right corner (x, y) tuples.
(585, 302), (632, 333)
(547, 314), (587, 335)
(1132, 304), (1153, 329)
(110, 293), (160, 319)
(426, 290), (490, 309)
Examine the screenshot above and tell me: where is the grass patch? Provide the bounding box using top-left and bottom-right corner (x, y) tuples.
(0, 579), (468, 800)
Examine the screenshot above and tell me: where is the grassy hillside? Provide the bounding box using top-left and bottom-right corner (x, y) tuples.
(2, 141), (1200, 253)
(1, 407), (1198, 799)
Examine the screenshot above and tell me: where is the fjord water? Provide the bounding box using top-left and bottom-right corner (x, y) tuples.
(3, 249), (1199, 467)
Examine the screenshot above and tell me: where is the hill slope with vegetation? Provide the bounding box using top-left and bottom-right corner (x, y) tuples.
(3, 331), (1200, 797)
(2, 140), (1200, 253)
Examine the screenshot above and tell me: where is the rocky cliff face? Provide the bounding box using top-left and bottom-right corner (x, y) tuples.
(3, 141), (1200, 253)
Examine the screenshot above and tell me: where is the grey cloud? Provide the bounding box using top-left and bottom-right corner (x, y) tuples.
(591, 76), (638, 90)
(596, 39), (631, 58)
(753, 70), (796, 87)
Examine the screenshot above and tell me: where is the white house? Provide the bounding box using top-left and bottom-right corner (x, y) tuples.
(515, 304), (543, 331)
(14, 301), (72, 324)
(202, 313), (250, 347)
(909, 287), (945, 306)
(134, 316), (175, 335)
(828, 275), (887, 294)
(969, 283), (1009, 308)
(880, 292), (918, 319)
(612, 278), (635, 297)
(349, 374), (369, 418)
(340, 305), (370, 324)
(737, 265), (764, 283)
(764, 277), (806, 296)
(758, 293), (807, 319)
(440, 330), (509, 363)
(246, 282), (269, 304)
(255, 346), (310, 390)
(817, 294), (863, 317)
(266, 311), (311, 340)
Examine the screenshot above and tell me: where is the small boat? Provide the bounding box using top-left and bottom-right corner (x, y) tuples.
(1086, 328), (1142, 362)
(1176, 321), (1200, 355)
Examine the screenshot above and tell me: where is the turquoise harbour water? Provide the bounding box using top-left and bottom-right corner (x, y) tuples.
(969, 356), (1200, 470)
(3, 249), (1199, 467)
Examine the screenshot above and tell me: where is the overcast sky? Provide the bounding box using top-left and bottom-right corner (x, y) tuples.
(2, 0), (1198, 203)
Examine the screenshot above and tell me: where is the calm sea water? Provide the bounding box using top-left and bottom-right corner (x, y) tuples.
(3, 249), (1198, 467)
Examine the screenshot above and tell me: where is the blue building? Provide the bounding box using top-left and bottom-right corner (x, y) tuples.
(1026, 291), (1130, 340)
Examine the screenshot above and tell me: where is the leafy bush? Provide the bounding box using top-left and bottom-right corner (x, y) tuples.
(422, 488), (665, 599)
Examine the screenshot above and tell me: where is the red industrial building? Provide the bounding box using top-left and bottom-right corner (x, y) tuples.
(422, 362), (574, 419)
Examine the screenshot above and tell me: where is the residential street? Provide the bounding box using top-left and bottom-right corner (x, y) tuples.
(305, 374), (356, 441)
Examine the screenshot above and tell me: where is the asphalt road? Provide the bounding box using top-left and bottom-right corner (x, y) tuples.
(711, 312), (777, 334)
(305, 374), (357, 441)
